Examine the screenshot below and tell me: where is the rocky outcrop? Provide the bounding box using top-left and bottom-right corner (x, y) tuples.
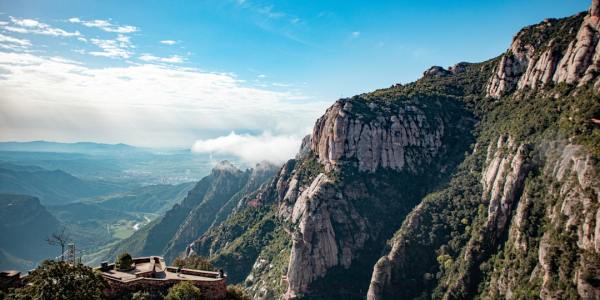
(480, 136), (529, 237)
(486, 7), (591, 97)
(284, 173), (368, 298)
(538, 144), (600, 299)
(423, 66), (452, 77)
(486, 41), (534, 98)
(310, 99), (445, 173)
(553, 13), (600, 88)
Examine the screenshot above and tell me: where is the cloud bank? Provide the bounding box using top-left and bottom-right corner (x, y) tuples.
(0, 52), (326, 155)
(192, 132), (303, 164)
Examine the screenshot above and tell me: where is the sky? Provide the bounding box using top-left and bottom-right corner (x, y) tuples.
(0, 0), (590, 164)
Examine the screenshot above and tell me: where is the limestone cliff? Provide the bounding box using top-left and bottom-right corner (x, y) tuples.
(486, 7), (592, 97)
(310, 100), (444, 173)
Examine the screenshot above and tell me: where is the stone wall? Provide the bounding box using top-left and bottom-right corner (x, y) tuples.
(103, 276), (227, 299)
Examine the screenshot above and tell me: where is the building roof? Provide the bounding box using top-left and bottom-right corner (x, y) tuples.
(97, 256), (222, 283)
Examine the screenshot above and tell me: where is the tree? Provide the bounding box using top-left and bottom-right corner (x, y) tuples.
(116, 252), (134, 271)
(131, 291), (152, 300)
(225, 285), (252, 300)
(46, 227), (71, 261)
(6, 260), (107, 300)
(164, 281), (201, 300)
(172, 254), (214, 271)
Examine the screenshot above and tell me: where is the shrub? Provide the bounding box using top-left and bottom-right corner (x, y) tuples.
(173, 254), (214, 271)
(225, 285), (252, 300)
(116, 252), (134, 271)
(164, 281), (202, 300)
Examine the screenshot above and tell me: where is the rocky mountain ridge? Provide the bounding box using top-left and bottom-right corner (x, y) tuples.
(101, 161), (278, 263)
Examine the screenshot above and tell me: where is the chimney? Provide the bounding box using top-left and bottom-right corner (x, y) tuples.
(591, 0), (600, 17)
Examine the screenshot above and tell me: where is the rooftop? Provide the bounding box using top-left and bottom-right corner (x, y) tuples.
(97, 256), (223, 283)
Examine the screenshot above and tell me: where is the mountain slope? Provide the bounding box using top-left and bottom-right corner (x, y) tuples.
(0, 194), (62, 271)
(187, 61), (494, 299)
(368, 4), (600, 300)
(100, 161), (278, 264)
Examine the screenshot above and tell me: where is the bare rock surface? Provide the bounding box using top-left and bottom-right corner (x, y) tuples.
(310, 100), (444, 173)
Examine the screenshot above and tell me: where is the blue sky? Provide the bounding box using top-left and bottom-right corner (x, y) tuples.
(0, 0), (590, 162)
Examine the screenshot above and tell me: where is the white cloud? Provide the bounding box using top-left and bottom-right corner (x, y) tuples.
(351, 31), (361, 38)
(68, 17), (137, 33)
(4, 16), (80, 37)
(192, 132), (302, 164)
(89, 34), (133, 59)
(139, 54), (184, 64)
(160, 40), (177, 45)
(0, 52), (328, 149)
(0, 33), (31, 47)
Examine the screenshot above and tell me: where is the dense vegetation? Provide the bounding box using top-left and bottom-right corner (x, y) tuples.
(4, 260), (107, 300)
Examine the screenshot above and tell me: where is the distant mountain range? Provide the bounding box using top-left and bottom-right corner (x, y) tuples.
(0, 141), (240, 185)
(0, 162), (126, 205)
(0, 194), (61, 271)
(0, 141), (141, 155)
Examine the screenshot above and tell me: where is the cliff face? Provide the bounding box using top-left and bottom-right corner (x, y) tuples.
(310, 100), (444, 173)
(486, 8), (593, 97)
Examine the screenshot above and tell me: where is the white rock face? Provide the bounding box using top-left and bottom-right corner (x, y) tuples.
(486, 0), (600, 97)
(538, 144), (600, 299)
(481, 136), (529, 235)
(284, 173), (368, 299)
(310, 100), (444, 173)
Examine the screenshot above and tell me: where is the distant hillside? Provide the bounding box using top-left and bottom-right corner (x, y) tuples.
(92, 182), (196, 214)
(0, 194), (61, 271)
(0, 162), (126, 205)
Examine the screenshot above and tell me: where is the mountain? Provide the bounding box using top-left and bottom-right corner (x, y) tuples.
(100, 161), (278, 264)
(367, 5), (600, 299)
(0, 141), (139, 155)
(0, 162), (126, 205)
(166, 2), (600, 300)
(0, 194), (62, 271)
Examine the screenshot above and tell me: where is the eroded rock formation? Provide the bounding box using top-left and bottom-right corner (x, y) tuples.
(486, 1), (600, 97)
(310, 100), (444, 173)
